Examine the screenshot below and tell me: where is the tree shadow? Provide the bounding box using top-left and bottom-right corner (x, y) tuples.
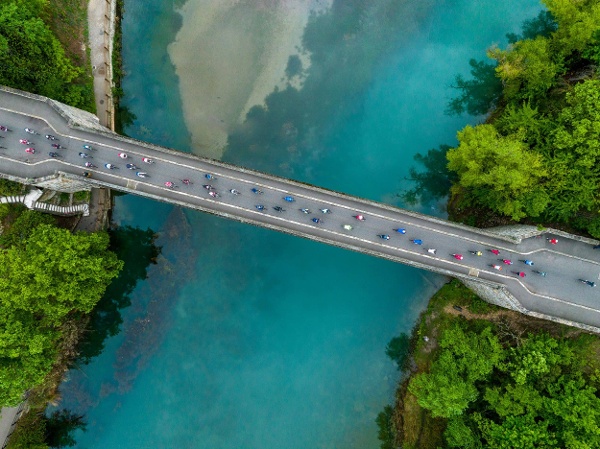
(506, 10), (557, 44)
(446, 59), (502, 117)
(399, 145), (456, 208)
(76, 226), (160, 364)
(45, 409), (87, 448)
(446, 10), (558, 117)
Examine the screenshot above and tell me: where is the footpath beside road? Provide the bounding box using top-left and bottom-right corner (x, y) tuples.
(0, 2), (117, 448)
(88, 0), (116, 129)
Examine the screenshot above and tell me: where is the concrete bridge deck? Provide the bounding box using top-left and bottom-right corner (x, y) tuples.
(1, 86), (599, 332)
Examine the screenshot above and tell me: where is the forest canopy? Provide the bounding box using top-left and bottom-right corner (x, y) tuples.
(440, 0), (600, 236)
(0, 222), (122, 406)
(408, 323), (600, 448)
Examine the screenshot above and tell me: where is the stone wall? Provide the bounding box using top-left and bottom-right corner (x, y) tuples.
(460, 278), (600, 334)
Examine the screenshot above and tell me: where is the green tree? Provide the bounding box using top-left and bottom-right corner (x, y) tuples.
(478, 413), (557, 449)
(447, 124), (548, 220)
(506, 10), (558, 44)
(543, 80), (600, 228)
(0, 311), (59, 406)
(0, 225), (122, 405)
(551, 80), (600, 163)
(0, 210), (55, 248)
(495, 102), (549, 147)
(0, 0), (87, 108)
(582, 29), (600, 64)
(439, 325), (503, 383)
(0, 225), (123, 325)
(445, 416), (480, 449)
(488, 36), (561, 102)
(409, 358), (478, 418)
(478, 334), (600, 448)
(542, 0), (600, 57)
(409, 325), (503, 418)
(0, 179), (25, 196)
(484, 383), (544, 418)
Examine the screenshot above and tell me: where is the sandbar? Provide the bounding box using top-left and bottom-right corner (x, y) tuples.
(168, 0), (332, 159)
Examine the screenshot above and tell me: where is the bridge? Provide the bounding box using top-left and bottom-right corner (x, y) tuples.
(1, 86), (599, 332)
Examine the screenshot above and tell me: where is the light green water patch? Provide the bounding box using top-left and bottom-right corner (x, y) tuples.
(168, 0), (332, 158)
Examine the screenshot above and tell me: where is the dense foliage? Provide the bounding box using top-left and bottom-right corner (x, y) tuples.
(408, 321), (600, 448)
(444, 0), (600, 236)
(0, 222), (122, 406)
(0, 0), (93, 110)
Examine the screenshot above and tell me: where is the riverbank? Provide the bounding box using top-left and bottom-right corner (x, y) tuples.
(0, 1), (118, 447)
(389, 279), (595, 448)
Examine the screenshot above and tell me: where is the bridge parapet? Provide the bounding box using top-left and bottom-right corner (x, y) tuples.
(3, 85), (600, 334)
(0, 86), (108, 134)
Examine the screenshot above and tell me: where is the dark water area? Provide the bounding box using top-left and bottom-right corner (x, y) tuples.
(76, 226), (160, 363)
(54, 1), (542, 448)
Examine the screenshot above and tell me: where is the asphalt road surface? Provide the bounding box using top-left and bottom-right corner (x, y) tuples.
(1, 88), (599, 330)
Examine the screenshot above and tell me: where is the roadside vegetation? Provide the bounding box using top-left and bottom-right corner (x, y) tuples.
(377, 280), (600, 449)
(0, 0), (94, 112)
(403, 0), (600, 237)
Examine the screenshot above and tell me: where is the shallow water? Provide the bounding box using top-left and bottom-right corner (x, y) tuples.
(56, 1), (541, 447)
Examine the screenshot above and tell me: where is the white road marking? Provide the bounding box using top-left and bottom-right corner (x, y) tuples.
(3, 108), (600, 317)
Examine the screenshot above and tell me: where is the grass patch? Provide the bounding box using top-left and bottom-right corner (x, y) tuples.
(58, 192), (71, 206)
(44, 0), (88, 66)
(73, 190), (90, 203)
(0, 179), (26, 196)
(4, 409), (46, 449)
(410, 280), (488, 370)
(396, 388), (446, 449)
(0, 204), (28, 233)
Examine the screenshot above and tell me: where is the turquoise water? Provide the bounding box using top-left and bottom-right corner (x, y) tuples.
(56, 1), (541, 448)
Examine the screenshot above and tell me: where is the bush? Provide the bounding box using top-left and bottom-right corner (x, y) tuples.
(467, 297), (494, 315)
(5, 411), (48, 449)
(0, 179), (25, 196)
(73, 191), (89, 202)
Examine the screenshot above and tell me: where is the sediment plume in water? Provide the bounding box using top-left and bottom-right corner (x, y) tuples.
(168, 0), (332, 159)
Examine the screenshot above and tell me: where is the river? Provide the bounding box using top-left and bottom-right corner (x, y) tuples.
(56, 1), (541, 447)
